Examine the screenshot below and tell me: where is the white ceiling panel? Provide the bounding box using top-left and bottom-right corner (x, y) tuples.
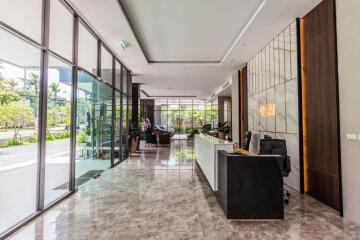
(67, 0), (322, 98)
(119, 0), (264, 62)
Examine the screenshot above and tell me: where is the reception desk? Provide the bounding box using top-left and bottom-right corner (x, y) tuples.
(194, 134), (233, 191)
(216, 150), (284, 220)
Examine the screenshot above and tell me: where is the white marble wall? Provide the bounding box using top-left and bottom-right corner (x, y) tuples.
(336, 0), (360, 225)
(247, 21), (300, 192)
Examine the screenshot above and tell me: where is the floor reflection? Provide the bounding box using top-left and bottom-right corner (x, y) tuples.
(7, 140), (360, 240)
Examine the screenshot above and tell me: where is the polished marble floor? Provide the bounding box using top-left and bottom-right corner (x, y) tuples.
(8, 140), (360, 240)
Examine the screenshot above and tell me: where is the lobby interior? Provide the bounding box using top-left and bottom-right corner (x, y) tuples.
(1, 0), (360, 239)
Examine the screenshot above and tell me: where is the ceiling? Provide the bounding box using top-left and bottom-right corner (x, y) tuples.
(69, 0), (322, 98)
(118, 0), (264, 63)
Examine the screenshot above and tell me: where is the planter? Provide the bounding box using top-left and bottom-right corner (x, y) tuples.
(218, 132), (226, 140)
(131, 136), (139, 154)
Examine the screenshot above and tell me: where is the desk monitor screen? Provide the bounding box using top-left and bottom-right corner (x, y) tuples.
(249, 132), (260, 154)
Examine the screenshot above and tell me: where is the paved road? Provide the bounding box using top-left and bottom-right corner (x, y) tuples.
(0, 139), (71, 167)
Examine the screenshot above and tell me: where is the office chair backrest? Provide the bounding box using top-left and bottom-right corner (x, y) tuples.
(259, 139), (287, 157)
(259, 138), (291, 176)
(203, 124), (212, 131)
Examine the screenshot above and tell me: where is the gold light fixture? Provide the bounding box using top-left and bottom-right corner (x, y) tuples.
(259, 104), (276, 117)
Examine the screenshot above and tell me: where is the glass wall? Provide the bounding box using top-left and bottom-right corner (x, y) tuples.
(121, 67), (129, 160)
(75, 71), (112, 186)
(0, 0), (132, 237)
(78, 23), (98, 75)
(0, 27), (41, 233)
(224, 99), (232, 125)
(154, 99), (219, 139)
(44, 55), (72, 205)
(114, 91), (121, 164)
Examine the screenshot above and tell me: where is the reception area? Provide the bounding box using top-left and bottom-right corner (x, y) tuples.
(2, 0), (360, 239)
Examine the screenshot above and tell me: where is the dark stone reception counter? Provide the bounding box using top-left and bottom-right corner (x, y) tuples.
(215, 150), (284, 220)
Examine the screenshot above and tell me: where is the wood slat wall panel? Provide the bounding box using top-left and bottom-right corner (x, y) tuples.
(301, 0), (341, 211)
(239, 66), (248, 143)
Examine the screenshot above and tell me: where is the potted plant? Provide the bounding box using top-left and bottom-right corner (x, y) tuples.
(216, 122), (231, 140)
(129, 124), (140, 154)
(187, 128), (200, 140)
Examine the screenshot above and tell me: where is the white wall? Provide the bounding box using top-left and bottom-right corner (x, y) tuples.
(246, 21), (300, 192)
(231, 72), (239, 143)
(336, 0), (360, 225)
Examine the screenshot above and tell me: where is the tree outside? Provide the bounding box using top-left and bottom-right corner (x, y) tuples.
(0, 62), (72, 147)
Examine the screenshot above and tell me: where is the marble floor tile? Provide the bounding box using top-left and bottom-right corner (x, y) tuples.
(7, 140), (360, 240)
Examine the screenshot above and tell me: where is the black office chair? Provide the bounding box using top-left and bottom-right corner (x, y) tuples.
(259, 138), (291, 204)
(144, 129), (157, 146)
(242, 131), (252, 150)
(202, 124), (212, 132)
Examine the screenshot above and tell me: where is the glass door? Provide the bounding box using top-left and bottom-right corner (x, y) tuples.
(121, 94), (128, 160)
(75, 71), (112, 186)
(114, 90), (121, 164)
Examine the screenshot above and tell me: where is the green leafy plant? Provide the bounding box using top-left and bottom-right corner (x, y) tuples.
(187, 128), (200, 139)
(27, 134), (38, 143)
(215, 122), (231, 134)
(46, 133), (55, 141)
(0, 76), (20, 105)
(129, 123), (140, 139)
(0, 101), (35, 138)
(53, 131), (70, 139)
(77, 129), (88, 144)
(49, 83), (60, 100)
(6, 138), (23, 146)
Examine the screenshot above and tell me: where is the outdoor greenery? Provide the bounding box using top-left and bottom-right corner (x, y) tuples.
(47, 104), (71, 127)
(0, 101), (34, 138)
(154, 100), (218, 135)
(46, 131), (71, 141)
(0, 76), (19, 104)
(6, 138), (23, 146)
(0, 68), (72, 147)
(27, 134), (38, 143)
(76, 129), (88, 144)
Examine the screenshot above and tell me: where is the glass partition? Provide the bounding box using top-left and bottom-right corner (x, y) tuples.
(49, 0), (73, 61)
(152, 98), (219, 140)
(0, 28), (41, 233)
(121, 94), (128, 160)
(75, 71), (112, 186)
(101, 46), (113, 85)
(0, 0), (42, 42)
(122, 67), (127, 94)
(115, 61), (121, 91)
(78, 23), (97, 75)
(193, 100), (205, 129)
(114, 90), (121, 164)
(44, 55), (72, 205)
(0, 0), (133, 236)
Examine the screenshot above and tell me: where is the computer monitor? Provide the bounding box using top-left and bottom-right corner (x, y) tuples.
(249, 132), (260, 154)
